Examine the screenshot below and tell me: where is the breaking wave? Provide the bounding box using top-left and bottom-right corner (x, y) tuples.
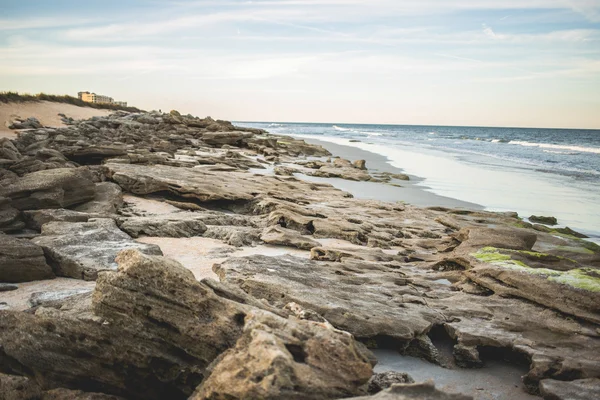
(509, 141), (600, 155)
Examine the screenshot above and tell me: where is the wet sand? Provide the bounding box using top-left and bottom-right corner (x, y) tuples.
(297, 137), (483, 209)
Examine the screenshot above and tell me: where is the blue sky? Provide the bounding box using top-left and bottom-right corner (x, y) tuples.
(1, 0), (599, 128)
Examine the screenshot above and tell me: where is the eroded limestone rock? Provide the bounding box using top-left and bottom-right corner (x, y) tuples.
(0, 236), (54, 282)
(32, 219), (162, 280)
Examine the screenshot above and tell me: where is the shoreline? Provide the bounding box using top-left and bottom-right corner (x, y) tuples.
(295, 135), (600, 240)
(297, 136), (484, 210)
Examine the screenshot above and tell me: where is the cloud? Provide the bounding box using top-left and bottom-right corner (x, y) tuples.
(482, 24), (498, 39)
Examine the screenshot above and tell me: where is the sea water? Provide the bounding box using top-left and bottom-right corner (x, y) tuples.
(239, 122), (600, 238)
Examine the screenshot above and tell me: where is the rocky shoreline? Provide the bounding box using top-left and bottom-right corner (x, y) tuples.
(0, 109), (599, 399)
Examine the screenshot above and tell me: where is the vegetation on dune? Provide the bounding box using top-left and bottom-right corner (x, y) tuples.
(0, 91), (142, 113)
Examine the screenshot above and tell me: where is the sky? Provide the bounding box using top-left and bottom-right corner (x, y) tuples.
(1, 0), (600, 129)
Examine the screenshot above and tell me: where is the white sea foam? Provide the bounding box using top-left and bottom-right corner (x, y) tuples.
(429, 132), (436, 135)
(356, 130), (383, 137)
(543, 150), (580, 155)
(509, 140), (600, 154)
(332, 125), (350, 132)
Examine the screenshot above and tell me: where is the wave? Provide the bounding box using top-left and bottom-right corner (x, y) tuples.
(509, 141), (600, 155)
(429, 132), (436, 135)
(268, 123), (286, 128)
(543, 150), (581, 155)
(356, 130), (383, 137)
(332, 125), (350, 132)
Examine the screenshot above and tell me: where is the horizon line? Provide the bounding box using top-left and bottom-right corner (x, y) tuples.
(232, 119), (600, 132)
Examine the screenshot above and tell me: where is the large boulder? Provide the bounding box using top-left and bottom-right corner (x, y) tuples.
(191, 310), (373, 400)
(0, 168), (96, 211)
(32, 219), (162, 280)
(0, 236), (54, 282)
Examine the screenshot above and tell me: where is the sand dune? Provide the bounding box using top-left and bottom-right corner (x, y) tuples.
(0, 100), (112, 138)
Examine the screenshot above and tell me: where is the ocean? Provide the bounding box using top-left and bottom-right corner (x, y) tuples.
(239, 122), (600, 238)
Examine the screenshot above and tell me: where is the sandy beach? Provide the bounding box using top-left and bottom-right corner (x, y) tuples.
(0, 100), (112, 138)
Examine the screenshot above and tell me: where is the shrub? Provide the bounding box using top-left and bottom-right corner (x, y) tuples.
(0, 91), (142, 112)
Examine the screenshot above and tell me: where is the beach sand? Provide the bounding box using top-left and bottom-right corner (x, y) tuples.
(0, 100), (112, 138)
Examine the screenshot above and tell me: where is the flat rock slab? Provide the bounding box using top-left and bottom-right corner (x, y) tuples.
(32, 218), (162, 280)
(214, 254), (442, 341)
(539, 378), (600, 400)
(102, 162), (345, 205)
(23, 208), (94, 230)
(117, 213), (208, 238)
(343, 382), (472, 399)
(0, 236), (54, 283)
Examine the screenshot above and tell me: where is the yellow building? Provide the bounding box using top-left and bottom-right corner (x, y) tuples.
(78, 91), (124, 106)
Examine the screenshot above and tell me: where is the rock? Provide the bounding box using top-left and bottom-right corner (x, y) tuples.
(214, 255), (442, 341)
(353, 160), (367, 170)
(343, 381), (472, 399)
(553, 226), (589, 239)
(0, 236), (54, 283)
(164, 200), (206, 211)
(0, 250), (247, 399)
(23, 208), (92, 230)
(539, 378), (600, 400)
(117, 213), (208, 238)
(0, 138), (21, 161)
(73, 182), (123, 214)
(0, 168), (96, 211)
(310, 165), (372, 181)
(204, 226), (261, 247)
(260, 225), (321, 250)
(367, 372), (415, 394)
(465, 247), (600, 324)
(333, 158), (353, 168)
(190, 309), (373, 400)
(202, 131), (253, 146)
(9, 116), (43, 130)
(0, 249), (374, 400)
(0, 196), (24, 232)
(529, 215), (558, 225)
(274, 166), (297, 176)
(32, 219), (162, 280)
(0, 372), (42, 400)
(454, 226), (537, 251)
(0, 283), (19, 292)
(28, 288), (94, 308)
(42, 388), (125, 399)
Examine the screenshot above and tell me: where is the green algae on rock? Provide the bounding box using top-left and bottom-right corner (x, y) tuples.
(471, 247), (600, 292)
